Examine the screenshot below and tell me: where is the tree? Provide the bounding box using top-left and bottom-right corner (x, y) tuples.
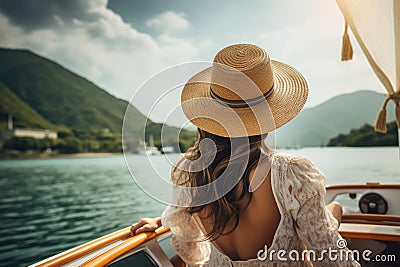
(56, 137), (83, 153)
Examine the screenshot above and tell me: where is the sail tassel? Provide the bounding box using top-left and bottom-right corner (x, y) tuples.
(395, 103), (400, 128)
(374, 93), (400, 133)
(374, 103), (388, 133)
(341, 22), (354, 61)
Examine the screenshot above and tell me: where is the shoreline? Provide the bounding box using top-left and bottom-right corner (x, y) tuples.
(0, 152), (123, 160)
(1, 146), (397, 160)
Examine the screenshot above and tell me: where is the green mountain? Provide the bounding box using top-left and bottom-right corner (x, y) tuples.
(276, 90), (395, 147)
(0, 48), (193, 153)
(0, 48), (144, 133)
(0, 82), (53, 130)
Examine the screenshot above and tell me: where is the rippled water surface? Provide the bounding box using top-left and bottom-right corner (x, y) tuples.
(1, 148), (399, 266)
(0, 155), (169, 267)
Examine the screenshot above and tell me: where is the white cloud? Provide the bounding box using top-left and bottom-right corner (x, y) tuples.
(0, 1), (199, 107)
(147, 11), (190, 33)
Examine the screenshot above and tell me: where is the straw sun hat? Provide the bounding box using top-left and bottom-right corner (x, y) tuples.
(181, 43), (308, 137)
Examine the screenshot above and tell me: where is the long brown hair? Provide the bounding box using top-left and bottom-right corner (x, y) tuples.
(173, 128), (268, 240)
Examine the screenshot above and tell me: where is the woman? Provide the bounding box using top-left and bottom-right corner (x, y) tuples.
(131, 44), (360, 266)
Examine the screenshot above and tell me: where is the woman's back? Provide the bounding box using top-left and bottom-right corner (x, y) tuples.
(198, 161), (281, 261)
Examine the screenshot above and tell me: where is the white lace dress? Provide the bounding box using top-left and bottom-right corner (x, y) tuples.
(161, 153), (361, 266)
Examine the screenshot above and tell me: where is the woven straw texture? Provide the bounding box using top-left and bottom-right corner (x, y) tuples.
(181, 44), (308, 137)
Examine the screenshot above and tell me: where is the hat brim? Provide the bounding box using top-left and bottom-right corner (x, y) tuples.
(181, 60), (308, 137)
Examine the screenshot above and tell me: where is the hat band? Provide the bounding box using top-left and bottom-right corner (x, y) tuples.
(209, 84), (275, 108)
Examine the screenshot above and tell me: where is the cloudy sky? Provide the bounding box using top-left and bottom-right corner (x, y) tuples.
(0, 0), (385, 122)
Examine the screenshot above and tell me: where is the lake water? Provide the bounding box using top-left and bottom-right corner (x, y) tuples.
(1, 147), (400, 267)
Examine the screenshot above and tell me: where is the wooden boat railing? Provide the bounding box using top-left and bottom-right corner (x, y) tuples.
(31, 227), (170, 267)
(340, 214), (400, 242)
(80, 227), (170, 267)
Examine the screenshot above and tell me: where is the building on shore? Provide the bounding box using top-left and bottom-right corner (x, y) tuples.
(13, 128), (58, 139)
(5, 114), (58, 140)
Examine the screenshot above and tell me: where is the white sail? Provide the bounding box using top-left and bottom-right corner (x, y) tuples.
(336, 0), (399, 93)
(336, 0), (400, 133)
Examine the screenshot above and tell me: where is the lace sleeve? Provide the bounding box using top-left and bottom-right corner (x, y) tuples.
(287, 157), (360, 266)
(161, 205), (210, 267)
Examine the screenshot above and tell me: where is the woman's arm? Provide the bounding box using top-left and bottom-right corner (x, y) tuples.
(130, 217), (162, 236)
(284, 156), (359, 266)
(326, 201), (343, 225)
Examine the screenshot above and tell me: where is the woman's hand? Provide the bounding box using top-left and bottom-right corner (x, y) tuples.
(130, 217), (162, 236)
